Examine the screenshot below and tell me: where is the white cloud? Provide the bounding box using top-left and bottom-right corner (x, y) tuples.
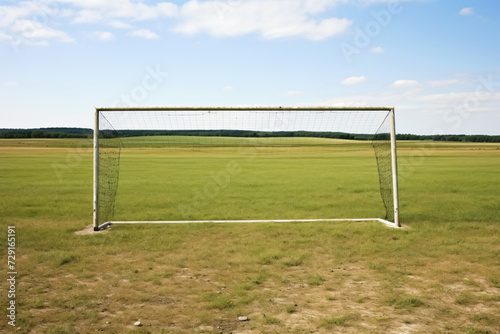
(286, 90), (303, 96)
(316, 86), (500, 134)
(72, 9), (103, 23)
(108, 20), (132, 29)
(0, 2), (74, 46)
(0, 1), (74, 46)
(61, 0), (178, 21)
(130, 28), (159, 39)
(223, 86), (235, 91)
(0, 31), (12, 43)
(416, 92), (467, 103)
(0, 0), (351, 44)
(10, 19), (74, 44)
(391, 79), (419, 88)
(173, 0), (352, 41)
(157, 2), (179, 18)
(92, 30), (114, 41)
(415, 91), (500, 114)
(459, 7), (474, 16)
(341, 76), (368, 86)
(0, 1), (53, 27)
(359, 0), (429, 3)
(428, 79), (459, 87)
(370, 46), (384, 53)
(0, 0), (178, 45)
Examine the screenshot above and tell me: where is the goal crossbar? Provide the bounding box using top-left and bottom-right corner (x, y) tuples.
(93, 106), (400, 231)
(96, 106), (395, 112)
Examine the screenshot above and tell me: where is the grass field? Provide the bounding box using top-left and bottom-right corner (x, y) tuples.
(113, 138), (385, 222)
(0, 138), (499, 333)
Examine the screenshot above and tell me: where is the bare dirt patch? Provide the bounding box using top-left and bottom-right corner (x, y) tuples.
(74, 225), (108, 235)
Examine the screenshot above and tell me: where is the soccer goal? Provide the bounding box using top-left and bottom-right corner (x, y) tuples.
(93, 107), (400, 231)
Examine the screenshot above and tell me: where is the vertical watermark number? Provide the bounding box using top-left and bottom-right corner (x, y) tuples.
(7, 226), (17, 327)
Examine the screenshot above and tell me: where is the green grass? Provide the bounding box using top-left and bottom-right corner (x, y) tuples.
(285, 304), (297, 313)
(320, 314), (358, 327)
(113, 145), (385, 221)
(0, 139), (499, 333)
(386, 295), (424, 309)
(118, 135), (369, 148)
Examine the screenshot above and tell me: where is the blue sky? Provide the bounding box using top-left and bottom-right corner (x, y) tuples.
(1, 0), (499, 134)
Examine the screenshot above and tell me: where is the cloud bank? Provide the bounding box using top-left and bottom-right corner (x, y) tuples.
(0, 0), (354, 46)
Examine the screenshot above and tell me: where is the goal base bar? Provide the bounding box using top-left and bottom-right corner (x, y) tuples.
(98, 218), (400, 230)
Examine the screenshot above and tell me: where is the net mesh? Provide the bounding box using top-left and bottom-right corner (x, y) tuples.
(98, 114), (123, 224)
(372, 111), (394, 222)
(97, 108), (395, 224)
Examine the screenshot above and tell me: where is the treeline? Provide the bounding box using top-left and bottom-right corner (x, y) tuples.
(102, 130), (375, 141)
(0, 128), (92, 139)
(102, 130), (500, 142)
(396, 134), (500, 142)
(1, 128), (499, 142)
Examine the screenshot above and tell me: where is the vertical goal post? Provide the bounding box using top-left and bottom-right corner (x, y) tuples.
(93, 109), (99, 231)
(93, 106), (400, 231)
(390, 111), (400, 227)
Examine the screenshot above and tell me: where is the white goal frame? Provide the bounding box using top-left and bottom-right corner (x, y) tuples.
(93, 107), (400, 231)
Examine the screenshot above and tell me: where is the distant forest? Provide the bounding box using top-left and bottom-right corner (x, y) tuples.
(0, 128), (92, 139)
(1, 128), (499, 142)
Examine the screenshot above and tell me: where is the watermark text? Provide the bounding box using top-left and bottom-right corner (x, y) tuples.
(7, 226), (17, 327)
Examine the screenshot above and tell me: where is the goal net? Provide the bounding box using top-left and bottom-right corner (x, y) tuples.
(93, 107), (399, 230)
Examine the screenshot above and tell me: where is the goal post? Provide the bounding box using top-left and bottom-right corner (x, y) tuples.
(390, 111), (400, 227)
(93, 109), (99, 231)
(93, 106), (400, 231)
